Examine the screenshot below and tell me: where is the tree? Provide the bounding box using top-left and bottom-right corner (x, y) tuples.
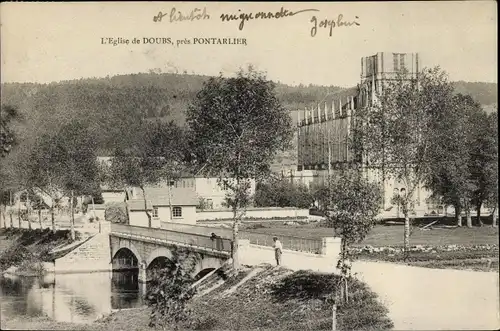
(61, 121), (101, 239)
(27, 189), (47, 230)
(24, 132), (66, 233)
(425, 94), (481, 227)
(145, 248), (198, 330)
(318, 171), (381, 330)
(0, 104), (21, 158)
(320, 171), (382, 299)
(469, 110), (498, 226)
(107, 120), (186, 227)
(0, 104), (21, 228)
(186, 67), (294, 269)
(353, 67), (452, 259)
(22, 120), (101, 239)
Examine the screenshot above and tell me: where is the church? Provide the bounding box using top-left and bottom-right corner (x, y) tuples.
(291, 52), (438, 216)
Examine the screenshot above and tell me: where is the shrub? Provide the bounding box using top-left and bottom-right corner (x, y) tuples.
(145, 248), (200, 330)
(105, 202), (129, 224)
(254, 178), (313, 209)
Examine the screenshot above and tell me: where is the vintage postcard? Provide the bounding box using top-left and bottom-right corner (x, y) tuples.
(0, 2), (498, 331)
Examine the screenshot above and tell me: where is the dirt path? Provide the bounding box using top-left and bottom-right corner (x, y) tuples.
(351, 260), (500, 330)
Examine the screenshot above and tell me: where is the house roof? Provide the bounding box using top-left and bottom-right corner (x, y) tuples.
(144, 186), (198, 206)
(100, 184), (125, 192)
(127, 186), (198, 211)
(128, 199), (153, 211)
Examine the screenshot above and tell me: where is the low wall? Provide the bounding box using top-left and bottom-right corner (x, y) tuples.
(54, 233), (112, 273)
(238, 237), (341, 274)
(196, 207), (309, 221)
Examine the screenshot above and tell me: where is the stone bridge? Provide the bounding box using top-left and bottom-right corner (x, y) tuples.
(109, 223), (341, 287)
(109, 223), (232, 283)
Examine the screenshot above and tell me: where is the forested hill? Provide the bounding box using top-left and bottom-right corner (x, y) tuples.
(0, 73), (352, 127)
(451, 81), (498, 107)
(2, 74), (497, 124)
(1, 73), (497, 171)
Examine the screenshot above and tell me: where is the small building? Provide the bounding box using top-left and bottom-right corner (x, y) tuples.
(174, 175), (256, 210)
(126, 186), (198, 228)
(100, 184), (126, 204)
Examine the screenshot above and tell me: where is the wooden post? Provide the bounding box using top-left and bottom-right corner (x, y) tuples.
(70, 190), (75, 240)
(38, 209), (42, 230)
(332, 303), (337, 331)
(168, 180), (173, 223)
(27, 193), (31, 230)
(18, 196), (21, 228)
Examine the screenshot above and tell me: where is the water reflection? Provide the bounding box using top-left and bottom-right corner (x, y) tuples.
(0, 270), (144, 324)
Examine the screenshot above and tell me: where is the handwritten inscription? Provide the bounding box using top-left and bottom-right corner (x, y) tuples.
(153, 7), (210, 23)
(220, 7), (320, 30)
(310, 15), (360, 37)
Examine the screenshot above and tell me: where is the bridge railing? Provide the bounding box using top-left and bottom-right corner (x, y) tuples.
(239, 231), (323, 254)
(160, 221), (233, 239)
(111, 223), (232, 253)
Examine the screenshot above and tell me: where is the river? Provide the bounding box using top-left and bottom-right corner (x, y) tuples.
(0, 270), (145, 324)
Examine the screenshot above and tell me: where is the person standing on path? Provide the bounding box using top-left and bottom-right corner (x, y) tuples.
(273, 236), (282, 266)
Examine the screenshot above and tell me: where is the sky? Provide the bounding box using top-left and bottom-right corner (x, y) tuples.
(1, 1), (497, 87)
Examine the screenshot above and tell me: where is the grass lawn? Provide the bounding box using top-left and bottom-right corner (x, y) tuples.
(240, 222), (499, 247)
(239, 223), (499, 271)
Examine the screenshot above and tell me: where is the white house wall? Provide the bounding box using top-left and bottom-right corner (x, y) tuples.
(129, 206), (197, 228)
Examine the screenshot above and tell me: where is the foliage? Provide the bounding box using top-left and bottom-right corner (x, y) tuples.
(254, 178), (313, 209)
(319, 171), (382, 295)
(424, 93), (481, 226)
(321, 172), (382, 247)
(469, 110), (498, 225)
(106, 120), (186, 227)
(0, 104), (22, 223)
(145, 248), (198, 330)
(196, 197), (212, 210)
(353, 67), (455, 257)
(22, 119), (101, 236)
(104, 202), (128, 224)
(0, 104), (21, 158)
(186, 66), (294, 268)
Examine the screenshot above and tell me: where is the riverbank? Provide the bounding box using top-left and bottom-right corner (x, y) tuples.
(1, 264), (394, 331)
(0, 228), (85, 276)
(0, 308), (149, 331)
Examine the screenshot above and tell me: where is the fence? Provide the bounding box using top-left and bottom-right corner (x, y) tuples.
(239, 231), (323, 254)
(196, 207), (310, 221)
(111, 223), (232, 253)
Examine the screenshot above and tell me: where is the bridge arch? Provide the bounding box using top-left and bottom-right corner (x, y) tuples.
(192, 256), (224, 277)
(112, 241), (143, 264)
(145, 247), (174, 268)
(144, 248), (225, 278)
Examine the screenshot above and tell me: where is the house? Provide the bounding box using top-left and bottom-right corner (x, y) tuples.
(100, 184), (126, 204)
(174, 175), (256, 210)
(97, 156), (256, 210)
(126, 185), (198, 228)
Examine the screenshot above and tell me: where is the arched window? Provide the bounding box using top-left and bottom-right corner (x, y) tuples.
(172, 206), (182, 218)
